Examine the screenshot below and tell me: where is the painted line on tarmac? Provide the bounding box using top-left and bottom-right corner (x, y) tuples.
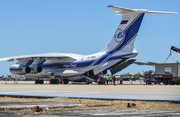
(0, 93), (180, 102)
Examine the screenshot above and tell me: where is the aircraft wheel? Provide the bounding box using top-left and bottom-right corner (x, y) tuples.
(40, 80), (44, 84)
(64, 79), (69, 84)
(86, 81), (92, 84)
(86, 80), (92, 84)
(35, 80), (39, 84)
(55, 79), (59, 84)
(50, 79), (54, 84)
(35, 78), (42, 84)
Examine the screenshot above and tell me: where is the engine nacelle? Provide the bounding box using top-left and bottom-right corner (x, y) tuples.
(10, 64), (31, 75)
(30, 65), (42, 74)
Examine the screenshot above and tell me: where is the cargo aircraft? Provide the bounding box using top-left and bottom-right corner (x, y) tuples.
(0, 5), (177, 84)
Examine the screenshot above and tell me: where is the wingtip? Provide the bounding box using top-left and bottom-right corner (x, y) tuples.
(167, 12), (179, 14)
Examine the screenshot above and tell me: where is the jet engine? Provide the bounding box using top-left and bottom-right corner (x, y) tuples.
(29, 65), (42, 74)
(28, 60), (45, 74)
(10, 64), (31, 75)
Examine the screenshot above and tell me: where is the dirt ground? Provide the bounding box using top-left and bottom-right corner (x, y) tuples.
(0, 97), (180, 116)
(0, 83), (180, 116)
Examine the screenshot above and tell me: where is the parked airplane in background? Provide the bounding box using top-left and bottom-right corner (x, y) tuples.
(0, 5), (177, 84)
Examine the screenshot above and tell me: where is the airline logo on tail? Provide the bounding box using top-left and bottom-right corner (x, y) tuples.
(114, 29), (124, 42)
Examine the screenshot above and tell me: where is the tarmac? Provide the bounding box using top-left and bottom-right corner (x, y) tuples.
(0, 81), (180, 101)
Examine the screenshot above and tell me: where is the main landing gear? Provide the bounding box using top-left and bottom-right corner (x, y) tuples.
(35, 78), (44, 84)
(49, 76), (69, 84)
(50, 79), (59, 84)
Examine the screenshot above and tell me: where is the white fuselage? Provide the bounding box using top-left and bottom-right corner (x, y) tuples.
(25, 49), (137, 79)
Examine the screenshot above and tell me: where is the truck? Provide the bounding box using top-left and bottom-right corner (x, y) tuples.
(135, 62), (180, 85)
(153, 62), (180, 85)
(136, 46), (180, 85)
(154, 74), (180, 85)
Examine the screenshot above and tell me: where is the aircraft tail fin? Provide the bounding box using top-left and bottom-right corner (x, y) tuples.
(102, 5), (178, 53)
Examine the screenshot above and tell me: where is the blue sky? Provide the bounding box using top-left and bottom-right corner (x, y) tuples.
(0, 0), (179, 76)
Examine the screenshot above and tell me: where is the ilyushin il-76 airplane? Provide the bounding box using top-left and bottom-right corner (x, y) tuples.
(0, 5), (177, 84)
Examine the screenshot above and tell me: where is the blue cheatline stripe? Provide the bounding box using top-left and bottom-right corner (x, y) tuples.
(90, 53), (108, 67)
(93, 53), (110, 66)
(41, 60), (95, 69)
(10, 68), (22, 71)
(76, 60), (95, 67)
(0, 93), (180, 102)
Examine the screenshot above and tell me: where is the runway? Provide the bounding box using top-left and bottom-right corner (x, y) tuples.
(0, 81), (180, 101)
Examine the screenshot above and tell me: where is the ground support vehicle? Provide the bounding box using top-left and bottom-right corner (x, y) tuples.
(154, 74), (180, 85)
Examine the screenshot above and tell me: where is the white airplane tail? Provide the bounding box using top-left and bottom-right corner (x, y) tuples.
(93, 6), (177, 75)
(102, 5), (178, 53)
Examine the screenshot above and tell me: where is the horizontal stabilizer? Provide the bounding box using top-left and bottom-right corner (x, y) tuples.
(107, 5), (178, 15)
(110, 59), (136, 75)
(134, 61), (157, 66)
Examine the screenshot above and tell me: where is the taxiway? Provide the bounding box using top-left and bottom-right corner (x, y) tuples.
(0, 81), (180, 101)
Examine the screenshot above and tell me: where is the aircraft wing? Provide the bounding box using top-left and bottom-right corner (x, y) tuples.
(0, 53), (73, 61)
